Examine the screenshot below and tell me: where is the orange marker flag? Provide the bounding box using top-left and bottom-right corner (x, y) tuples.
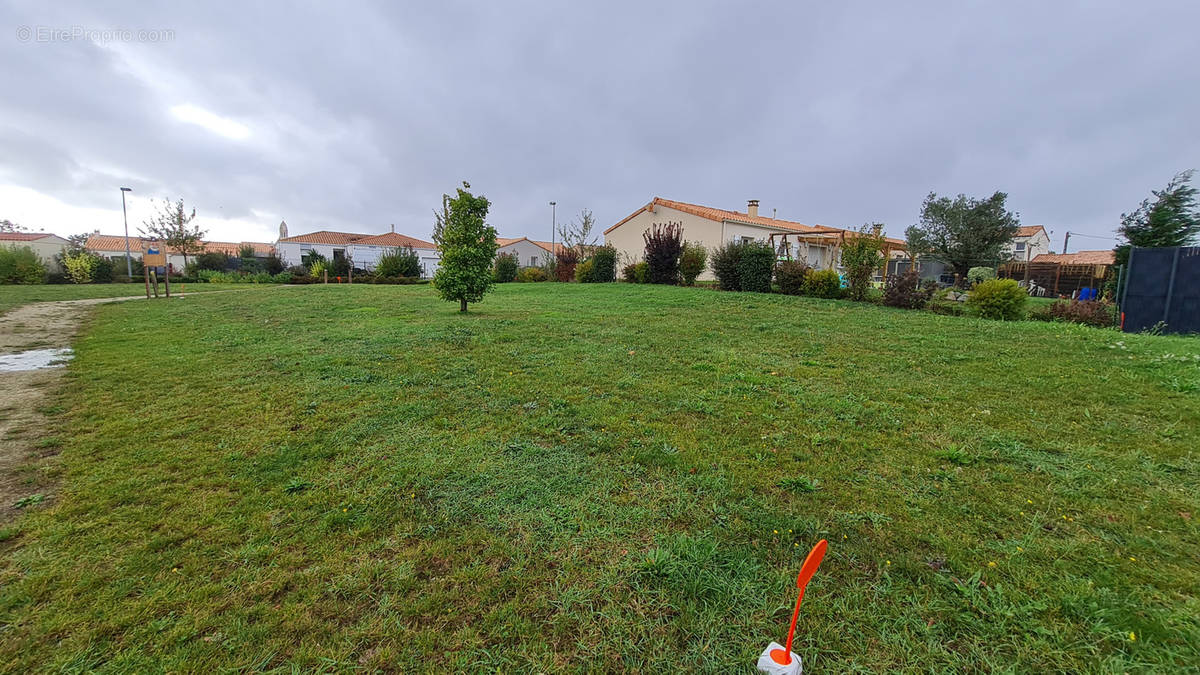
(770, 539), (828, 666)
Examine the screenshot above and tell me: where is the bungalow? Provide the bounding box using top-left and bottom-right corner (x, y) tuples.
(85, 234), (275, 273)
(1004, 225), (1052, 262)
(276, 226), (440, 277)
(496, 237), (564, 268)
(0, 232), (70, 272)
(604, 197), (905, 281)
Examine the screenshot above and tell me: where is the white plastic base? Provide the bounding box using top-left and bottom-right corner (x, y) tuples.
(756, 642), (802, 675)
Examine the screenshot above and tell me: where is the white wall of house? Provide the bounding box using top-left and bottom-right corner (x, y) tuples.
(497, 239), (553, 268)
(4, 236), (69, 272)
(349, 244), (440, 276)
(276, 242), (344, 267)
(1004, 230), (1051, 262)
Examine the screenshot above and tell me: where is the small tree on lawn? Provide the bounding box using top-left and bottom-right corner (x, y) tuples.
(1115, 169), (1199, 268)
(140, 198), (205, 272)
(433, 182), (498, 312)
(905, 191), (1020, 278)
(493, 252), (518, 282)
(643, 221), (684, 284)
(558, 208), (598, 256)
(840, 224), (884, 301)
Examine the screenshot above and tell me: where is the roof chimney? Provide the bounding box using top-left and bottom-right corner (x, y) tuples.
(872, 223), (883, 236)
(747, 199), (759, 218)
(390, 223), (395, 233)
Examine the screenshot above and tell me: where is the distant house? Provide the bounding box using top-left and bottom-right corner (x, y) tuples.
(604, 197), (905, 281)
(85, 234), (275, 273)
(276, 227), (440, 277)
(496, 237), (564, 268)
(0, 232), (70, 272)
(1004, 225), (1052, 262)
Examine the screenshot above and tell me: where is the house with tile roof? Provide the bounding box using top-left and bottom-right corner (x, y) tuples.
(604, 197), (906, 281)
(0, 232), (70, 272)
(1003, 225), (1052, 262)
(495, 236), (572, 268)
(85, 234), (276, 273)
(276, 226), (440, 277)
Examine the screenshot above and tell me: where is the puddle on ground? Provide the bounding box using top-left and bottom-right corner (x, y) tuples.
(0, 348), (74, 372)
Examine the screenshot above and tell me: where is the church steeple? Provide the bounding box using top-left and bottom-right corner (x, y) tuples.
(278, 219), (288, 240)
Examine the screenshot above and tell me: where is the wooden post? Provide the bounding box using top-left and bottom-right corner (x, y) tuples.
(144, 267), (151, 298)
(150, 269), (158, 298)
(1052, 263), (1062, 297)
(323, 269), (328, 284)
(164, 268), (171, 298)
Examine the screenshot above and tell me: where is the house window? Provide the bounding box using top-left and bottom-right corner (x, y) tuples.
(1014, 242), (1026, 254)
(531, 256), (537, 266)
(741, 236), (755, 244)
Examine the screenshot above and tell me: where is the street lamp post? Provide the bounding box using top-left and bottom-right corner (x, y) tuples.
(120, 187), (133, 277)
(549, 201), (557, 264)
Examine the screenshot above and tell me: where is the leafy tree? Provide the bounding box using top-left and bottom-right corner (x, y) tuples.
(840, 224), (885, 301)
(643, 221), (683, 284)
(905, 191), (1020, 278)
(1115, 170), (1199, 267)
(493, 252), (518, 282)
(140, 198), (205, 271)
(194, 251), (230, 272)
(1, 219), (25, 233)
(0, 245), (46, 283)
(558, 208), (598, 258)
(432, 182), (498, 312)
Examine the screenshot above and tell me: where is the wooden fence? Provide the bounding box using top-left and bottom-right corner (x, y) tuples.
(998, 262), (1109, 297)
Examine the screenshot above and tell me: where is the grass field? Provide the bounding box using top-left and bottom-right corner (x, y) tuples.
(2, 284), (1198, 672)
(0, 282), (225, 315)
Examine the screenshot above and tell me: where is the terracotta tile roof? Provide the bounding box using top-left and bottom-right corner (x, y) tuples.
(85, 234), (274, 256)
(604, 197), (905, 246)
(0, 232), (58, 242)
(277, 230), (364, 245)
(353, 232), (436, 249)
(496, 236), (526, 246)
(1016, 225), (1047, 239)
(1032, 250), (1115, 265)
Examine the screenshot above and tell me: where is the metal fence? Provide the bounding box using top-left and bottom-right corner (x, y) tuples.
(1120, 246), (1200, 334)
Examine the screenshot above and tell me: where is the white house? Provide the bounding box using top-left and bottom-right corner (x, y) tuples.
(276, 226), (440, 277)
(85, 234), (275, 273)
(1004, 225), (1052, 263)
(0, 232), (70, 272)
(604, 197), (906, 281)
(496, 237), (562, 268)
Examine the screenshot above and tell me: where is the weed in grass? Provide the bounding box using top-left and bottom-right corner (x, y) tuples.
(12, 494), (44, 509)
(779, 476), (821, 493)
(934, 445), (973, 465)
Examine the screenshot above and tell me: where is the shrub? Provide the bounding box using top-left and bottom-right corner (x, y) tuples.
(591, 245), (617, 283)
(882, 269), (933, 309)
(804, 269), (843, 298)
(555, 247), (579, 282)
(678, 242), (708, 286)
(643, 221), (683, 284)
(377, 246), (422, 278)
(622, 261), (649, 283)
(1030, 299), (1118, 328)
(967, 278), (1027, 320)
(515, 266), (550, 282)
(493, 252), (518, 283)
(776, 260), (810, 295)
(738, 241), (776, 293)
(62, 251), (98, 284)
(575, 258), (595, 283)
(711, 242), (743, 291)
(328, 256), (351, 278)
(309, 259), (327, 278)
(263, 254), (285, 275)
(967, 266), (996, 285)
(0, 246), (46, 284)
(841, 226), (884, 301)
(194, 251), (230, 272)
(92, 256), (114, 283)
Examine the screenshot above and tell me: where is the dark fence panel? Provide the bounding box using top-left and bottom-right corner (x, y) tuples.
(1121, 246), (1200, 334)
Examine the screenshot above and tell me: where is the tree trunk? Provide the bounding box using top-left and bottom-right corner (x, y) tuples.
(460, 298), (468, 312)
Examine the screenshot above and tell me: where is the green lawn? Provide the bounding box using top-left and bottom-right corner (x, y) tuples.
(2, 284), (1198, 672)
(0, 282), (226, 315)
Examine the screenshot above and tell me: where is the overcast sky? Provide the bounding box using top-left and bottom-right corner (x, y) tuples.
(2, 1), (1197, 251)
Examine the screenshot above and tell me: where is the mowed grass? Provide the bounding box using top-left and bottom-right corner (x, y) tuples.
(0, 282), (225, 315)
(2, 284), (1198, 672)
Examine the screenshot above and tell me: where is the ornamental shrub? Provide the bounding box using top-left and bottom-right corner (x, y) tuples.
(841, 226), (884, 301)
(0, 246), (46, 284)
(62, 251), (98, 284)
(194, 251), (230, 272)
(804, 269), (842, 298)
(1029, 299), (1117, 328)
(622, 261), (648, 283)
(379, 246), (422, 278)
(967, 278), (1027, 320)
(776, 260), (810, 295)
(643, 221), (684, 284)
(575, 258), (596, 283)
(515, 266), (550, 282)
(967, 266), (996, 285)
(554, 247), (579, 282)
(738, 241), (776, 293)
(493, 252), (518, 283)
(882, 269), (933, 309)
(711, 242), (743, 291)
(678, 242), (708, 286)
(591, 245), (617, 282)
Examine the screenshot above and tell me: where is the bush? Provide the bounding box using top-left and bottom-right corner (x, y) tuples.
(575, 258), (595, 283)
(711, 242), (743, 291)
(804, 269), (843, 298)
(841, 226), (884, 301)
(92, 256), (114, 283)
(328, 256), (351, 278)
(882, 269), (933, 309)
(1030, 299), (1118, 328)
(493, 252), (518, 283)
(515, 266), (550, 282)
(62, 251), (98, 284)
(776, 260), (810, 295)
(643, 221), (683, 284)
(591, 245), (617, 283)
(678, 242), (708, 286)
(194, 251), (231, 272)
(309, 259), (327, 278)
(0, 246), (47, 284)
(378, 246), (422, 278)
(967, 266), (996, 285)
(263, 254), (285, 275)
(622, 261), (649, 284)
(738, 241), (776, 293)
(967, 278), (1027, 320)
(555, 248), (579, 282)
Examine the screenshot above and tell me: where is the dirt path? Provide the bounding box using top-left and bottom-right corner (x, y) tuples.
(0, 296), (153, 522)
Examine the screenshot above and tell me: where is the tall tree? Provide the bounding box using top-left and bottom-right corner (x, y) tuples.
(140, 198), (205, 271)
(432, 182), (498, 312)
(557, 208), (598, 257)
(1115, 170), (1199, 267)
(905, 191), (1020, 278)
(840, 224), (885, 301)
(1, 219), (25, 232)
